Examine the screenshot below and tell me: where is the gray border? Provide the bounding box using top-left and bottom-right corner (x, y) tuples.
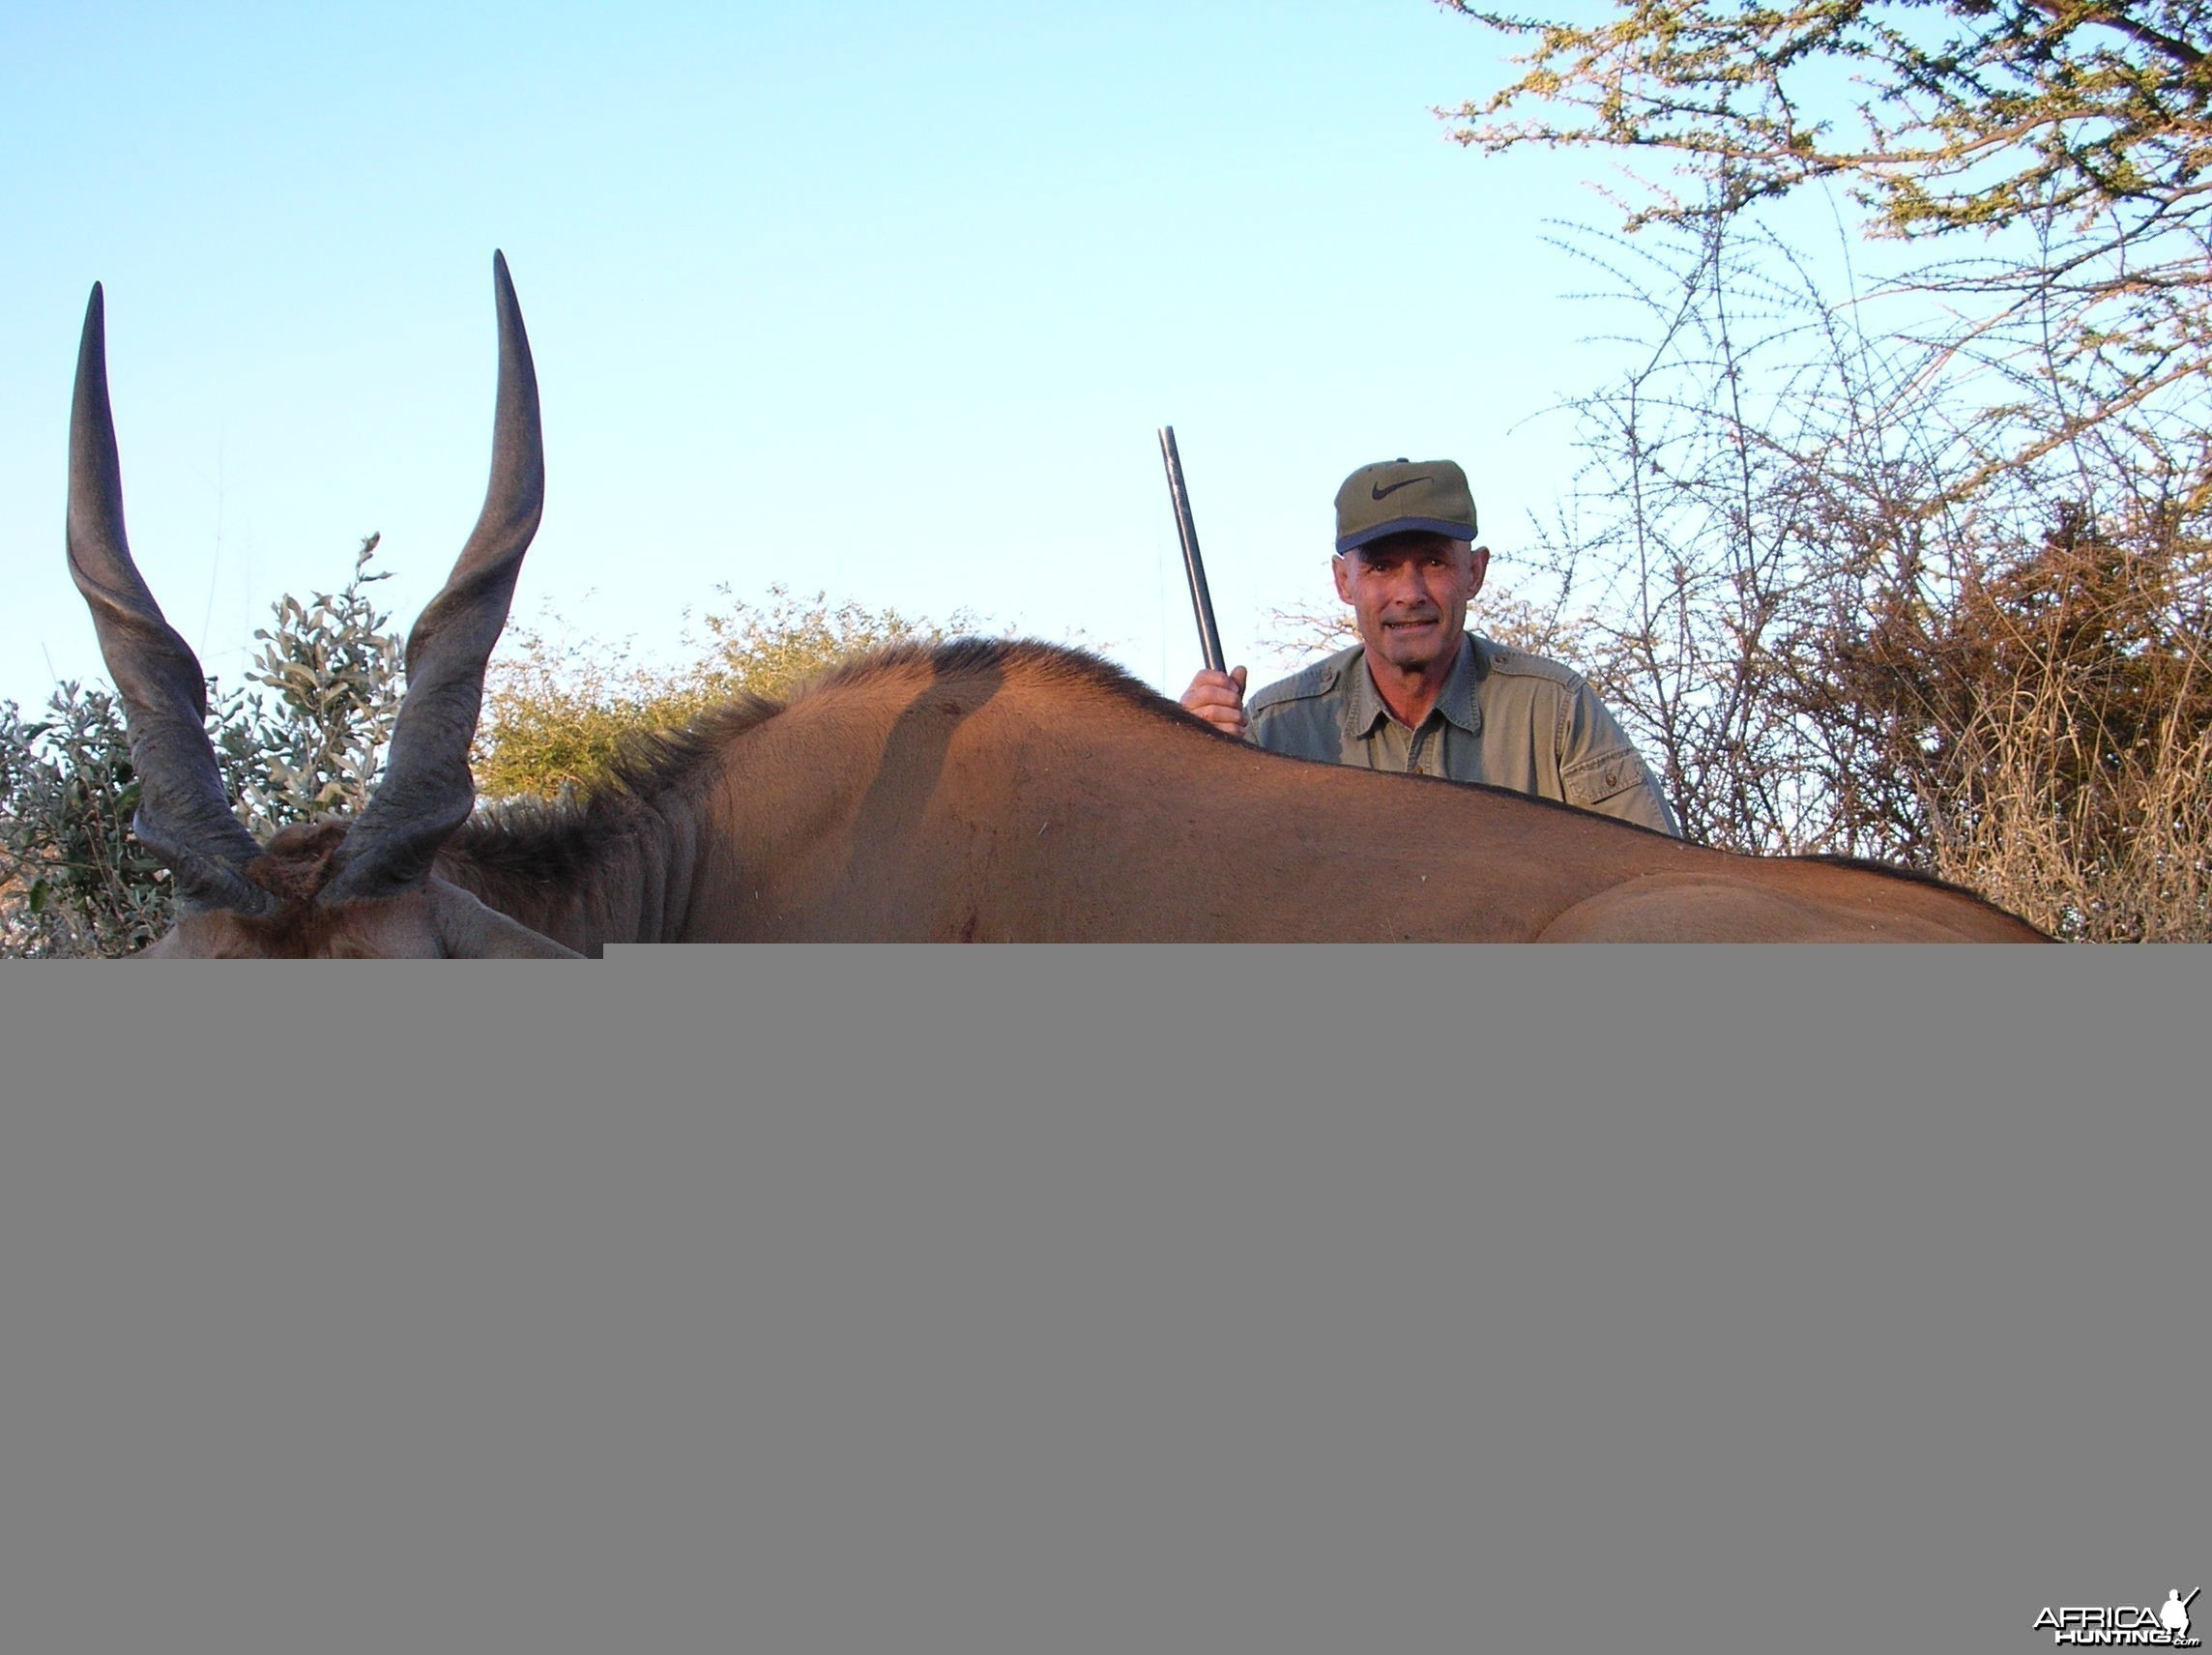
(2, 946), (2201, 1655)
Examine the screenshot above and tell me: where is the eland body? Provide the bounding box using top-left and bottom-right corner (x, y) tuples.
(67, 259), (2050, 954)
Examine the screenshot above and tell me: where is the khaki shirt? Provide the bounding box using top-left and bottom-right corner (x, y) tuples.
(1245, 636), (1681, 835)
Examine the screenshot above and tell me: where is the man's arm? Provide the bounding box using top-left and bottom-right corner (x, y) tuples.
(1558, 685), (1681, 836)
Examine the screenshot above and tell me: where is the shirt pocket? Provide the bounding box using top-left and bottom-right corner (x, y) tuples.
(1561, 746), (1650, 810)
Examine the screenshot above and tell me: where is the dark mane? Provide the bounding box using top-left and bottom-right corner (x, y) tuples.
(801, 636), (1203, 731)
(441, 638), (1201, 897)
(1794, 853), (1998, 899)
(442, 699), (765, 894)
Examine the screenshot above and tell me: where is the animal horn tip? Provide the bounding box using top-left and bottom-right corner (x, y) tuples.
(490, 251), (521, 318)
(74, 287), (111, 401)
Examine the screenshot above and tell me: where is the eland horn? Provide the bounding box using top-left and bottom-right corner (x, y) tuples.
(322, 249), (544, 902)
(68, 282), (276, 915)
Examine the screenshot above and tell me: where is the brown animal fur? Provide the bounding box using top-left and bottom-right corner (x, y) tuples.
(422, 639), (2051, 951)
(244, 821), (352, 906)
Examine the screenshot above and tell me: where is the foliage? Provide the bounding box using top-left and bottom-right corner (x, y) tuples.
(1458, 209), (2212, 939)
(463, 622), (657, 806)
(1808, 508), (2212, 940)
(1432, 0), (2212, 934)
(475, 585), (982, 802)
(1441, 0), (2212, 236)
(1, 683), (175, 958)
(1, 537), (403, 957)
(1436, 0), (2212, 500)
(224, 535), (404, 824)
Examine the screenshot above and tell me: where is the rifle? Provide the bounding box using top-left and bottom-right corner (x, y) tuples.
(1156, 425), (1226, 676)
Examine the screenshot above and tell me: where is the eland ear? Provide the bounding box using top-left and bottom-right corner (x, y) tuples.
(426, 880), (583, 958)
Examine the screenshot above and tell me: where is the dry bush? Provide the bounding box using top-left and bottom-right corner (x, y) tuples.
(1822, 522), (2212, 941)
(474, 585), (982, 803)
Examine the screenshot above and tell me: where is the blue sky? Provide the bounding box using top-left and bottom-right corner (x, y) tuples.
(4, 2), (1656, 715)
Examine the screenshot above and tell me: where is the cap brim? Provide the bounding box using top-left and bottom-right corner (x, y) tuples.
(1335, 517), (1476, 555)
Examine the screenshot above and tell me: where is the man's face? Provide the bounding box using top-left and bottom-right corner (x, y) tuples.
(1332, 532), (1488, 675)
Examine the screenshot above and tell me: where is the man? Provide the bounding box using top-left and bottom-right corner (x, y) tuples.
(1180, 458), (1680, 835)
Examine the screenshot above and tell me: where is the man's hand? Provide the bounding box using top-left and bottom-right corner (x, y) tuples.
(1180, 665), (1249, 739)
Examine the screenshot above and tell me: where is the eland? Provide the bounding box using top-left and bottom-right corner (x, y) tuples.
(64, 256), (2051, 953)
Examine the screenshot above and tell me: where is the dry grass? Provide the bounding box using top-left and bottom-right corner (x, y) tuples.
(1925, 640), (2212, 943)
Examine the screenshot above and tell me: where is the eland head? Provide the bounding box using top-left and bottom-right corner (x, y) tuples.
(69, 253), (579, 957)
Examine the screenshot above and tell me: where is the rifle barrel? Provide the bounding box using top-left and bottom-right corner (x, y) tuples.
(1157, 425), (1226, 676)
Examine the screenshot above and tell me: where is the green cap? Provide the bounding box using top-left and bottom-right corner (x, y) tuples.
(1334, 458), (1476, 554)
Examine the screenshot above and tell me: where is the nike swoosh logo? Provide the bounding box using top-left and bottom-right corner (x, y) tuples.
(1371, 477), (1433, 500)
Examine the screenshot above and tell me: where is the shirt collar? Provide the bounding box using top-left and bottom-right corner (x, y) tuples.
(1344, 634), (1483, 740)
